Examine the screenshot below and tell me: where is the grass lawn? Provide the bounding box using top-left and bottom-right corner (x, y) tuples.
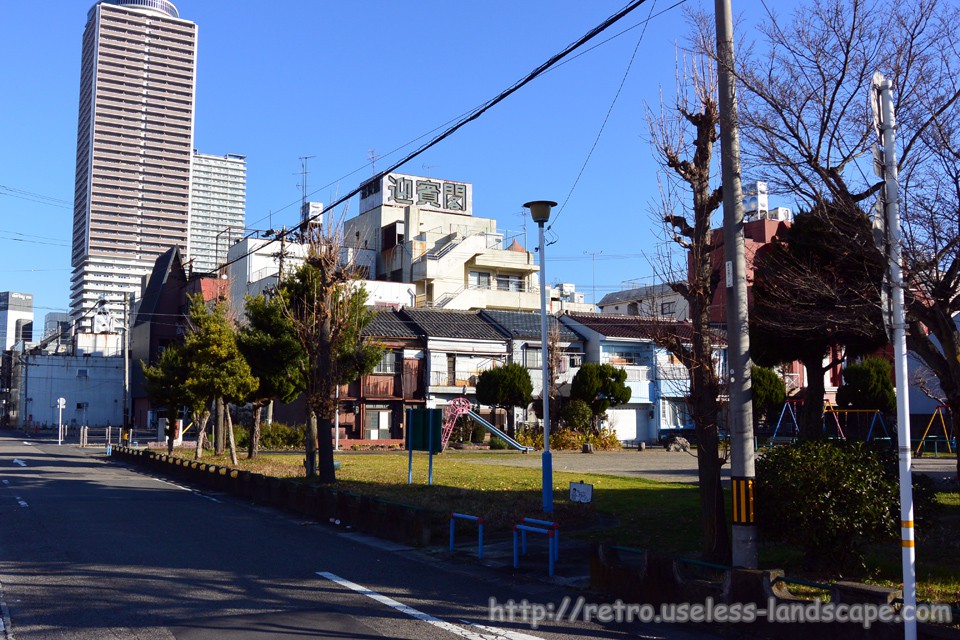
(171, 446), (960, 607)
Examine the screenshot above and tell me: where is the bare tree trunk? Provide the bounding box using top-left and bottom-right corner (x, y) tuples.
(226, 403), (238, 466)
(248, 402), (262, 459)
(317, 415), (336, 484)
(194, 413), (209, 460)
(800, 353), (827, 440)
(214, 397), (226, 455)
(305, 410), (318, 477)
(696, 431), (730, 562)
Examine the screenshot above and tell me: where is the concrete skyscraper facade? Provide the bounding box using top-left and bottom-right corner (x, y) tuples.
(70, 0), (197, 326)
(188, 152), (246, 274)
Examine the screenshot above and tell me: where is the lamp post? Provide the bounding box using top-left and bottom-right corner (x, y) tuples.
(523, 199), (557, 515)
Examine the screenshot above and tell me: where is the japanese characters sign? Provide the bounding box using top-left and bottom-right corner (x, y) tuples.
(360, 173), (472, 215)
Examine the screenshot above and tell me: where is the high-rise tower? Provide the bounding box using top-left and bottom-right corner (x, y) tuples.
(70, 0), (197, 326)
(188, 151), (246, 275)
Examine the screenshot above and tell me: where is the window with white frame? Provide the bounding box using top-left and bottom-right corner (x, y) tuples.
(523, 346), (542, 369)
(373, 350), (399, 374)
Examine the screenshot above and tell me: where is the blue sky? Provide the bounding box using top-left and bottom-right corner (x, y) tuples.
(0, 0), (794, 319)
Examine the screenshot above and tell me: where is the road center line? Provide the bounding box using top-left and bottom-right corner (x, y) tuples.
(12, 460), (26, 467)
(316, 571), (542, 640)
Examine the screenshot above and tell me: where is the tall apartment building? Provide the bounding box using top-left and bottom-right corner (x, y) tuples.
(188, 151), (247, 274)
(70, 0), (197, 327)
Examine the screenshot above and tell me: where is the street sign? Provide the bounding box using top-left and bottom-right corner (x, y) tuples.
(56, 397), (66, 409)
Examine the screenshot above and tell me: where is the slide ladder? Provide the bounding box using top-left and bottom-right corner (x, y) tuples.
(439, 397), (533, 451)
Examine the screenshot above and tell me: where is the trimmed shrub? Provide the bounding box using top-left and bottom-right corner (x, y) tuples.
(236, 422), (305, 451)
(756, 441), (898, 570)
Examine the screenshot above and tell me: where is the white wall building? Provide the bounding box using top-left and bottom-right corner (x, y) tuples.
(9, 348), (123, 429)
(224, 235), (410, 320)
(345, 173), (543, 312)
(0, 292), (34, 350)
(597, 283), (690, 320)
(188, 152), (247, 274)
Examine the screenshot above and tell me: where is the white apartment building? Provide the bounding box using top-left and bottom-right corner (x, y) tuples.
(188, 152), (247, 274)
(70, 0), (197, 327)
(224, 236), (408, 321)
(345, 173), (543, 311)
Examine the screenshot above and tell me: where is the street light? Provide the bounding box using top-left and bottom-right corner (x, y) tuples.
(523, 199), (557, 515)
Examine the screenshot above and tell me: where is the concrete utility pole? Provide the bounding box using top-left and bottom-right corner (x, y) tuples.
(122, 292), (131, 430)
(714, 0), (757, 568)
(873, 71), (917, 640)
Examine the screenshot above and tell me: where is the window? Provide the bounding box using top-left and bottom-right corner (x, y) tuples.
(468, 271), (491, 290)
(523, 346), (542, 369)
(373, 350), (399, 374)
(661, 301), (676, 316)
(77, 368), (89, 379)
(496, 275), (522, 292)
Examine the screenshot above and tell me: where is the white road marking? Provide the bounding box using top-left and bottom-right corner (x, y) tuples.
(1, 480), (8, 485)
(461, 621), (545, 640)
(22, 441), (32, 446)
(15, 497), (28, 508)
(317, 572), (543, 640)
(153, 477), (221, 503)
(12, 459), (26, 467)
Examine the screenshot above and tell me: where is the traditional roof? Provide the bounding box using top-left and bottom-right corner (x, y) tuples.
(362, 308), (421, 339)
(480, 309), (582, 342)
(562, 312), (726, 345)
(400, 308), (505, 341)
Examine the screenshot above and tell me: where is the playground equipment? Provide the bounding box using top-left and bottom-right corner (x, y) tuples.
(513, 517), (559, 576)
(440, 397), (533, 452)
(449, 512), (484, 559)
(915, 405), (955, 457)
(822, 402), (890, 441)
(771, 399), (891, 442)
(771, 400), (801, 439)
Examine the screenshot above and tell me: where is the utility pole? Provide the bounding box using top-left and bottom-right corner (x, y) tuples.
(584, 250), (602, 306)
(122, 292), (131, 431)
(873, 71), (917, 640)
(715, 0), (757, 568)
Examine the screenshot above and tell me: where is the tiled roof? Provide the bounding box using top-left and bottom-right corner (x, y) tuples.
(362, 309), (421, 339)
(400, 308), (505, 341)
(480, 309), (582, 342)
(562, 312), (726, 345)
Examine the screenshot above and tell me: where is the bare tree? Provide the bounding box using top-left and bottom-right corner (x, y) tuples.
(279, 224), (382, 481)
(645, 44), (730, 563)
(729, 0), (960, 478)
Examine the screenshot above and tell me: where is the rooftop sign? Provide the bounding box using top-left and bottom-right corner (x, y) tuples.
(360, 173), (472, 216)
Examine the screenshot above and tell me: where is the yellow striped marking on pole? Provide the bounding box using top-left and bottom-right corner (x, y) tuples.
(731, 477), (755, 525)
(902, 520), (914, 528)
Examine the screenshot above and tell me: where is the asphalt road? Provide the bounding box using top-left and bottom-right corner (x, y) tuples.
(0, 431), (718, 640)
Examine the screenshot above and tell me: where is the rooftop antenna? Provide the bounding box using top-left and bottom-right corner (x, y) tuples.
(298, 155), (315, 211)
(368, 149), (381, 175)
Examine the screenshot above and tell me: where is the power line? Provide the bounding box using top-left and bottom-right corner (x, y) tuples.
(552, 0), (661, 229)
(222, 0), (655, 273)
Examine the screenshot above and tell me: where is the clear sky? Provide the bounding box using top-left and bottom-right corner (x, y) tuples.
(0, 0), (795, 320)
